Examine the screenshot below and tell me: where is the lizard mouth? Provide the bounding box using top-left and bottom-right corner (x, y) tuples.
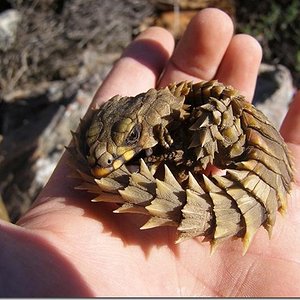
(91, 149), (137, 178)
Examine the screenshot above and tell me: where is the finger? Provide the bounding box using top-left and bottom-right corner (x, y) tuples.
(159, 8), (234, 86)
(215, 34), (262, 101)
(280, 91), (300, 183)
(280, 91), (300, 144)
(93, 26), (174, 106)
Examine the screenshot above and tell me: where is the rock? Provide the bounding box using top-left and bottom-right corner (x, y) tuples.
(31, 95), (88, 193)
(0, 9), (21, 51)
(254, 63), (295, 130)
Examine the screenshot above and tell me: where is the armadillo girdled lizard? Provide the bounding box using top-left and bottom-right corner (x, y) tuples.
(67, 80), (294, 254)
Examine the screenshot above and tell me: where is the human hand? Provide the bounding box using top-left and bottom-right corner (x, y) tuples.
(1, 8), (299, 297)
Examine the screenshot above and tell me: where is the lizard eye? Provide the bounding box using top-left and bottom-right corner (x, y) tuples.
(126, 124), (141, 145)
(98, 152), (114, 167)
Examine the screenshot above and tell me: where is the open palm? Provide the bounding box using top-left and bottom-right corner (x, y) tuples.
(1, 9), (299, 297)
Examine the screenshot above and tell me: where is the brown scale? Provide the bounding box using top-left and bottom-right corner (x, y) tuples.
(67, 80), (294, 254)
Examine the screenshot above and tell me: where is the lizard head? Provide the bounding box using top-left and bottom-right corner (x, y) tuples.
(86, 117), (149, 178)
(85, 94), (159, 178)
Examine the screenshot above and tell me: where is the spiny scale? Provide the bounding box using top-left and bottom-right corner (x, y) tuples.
(67, 80), (294, 254)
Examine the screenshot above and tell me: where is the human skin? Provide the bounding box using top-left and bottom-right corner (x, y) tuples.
(0, 8), (300, 297)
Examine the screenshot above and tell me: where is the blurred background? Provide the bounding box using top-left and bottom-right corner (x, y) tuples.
(0, 0), (299, 222)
